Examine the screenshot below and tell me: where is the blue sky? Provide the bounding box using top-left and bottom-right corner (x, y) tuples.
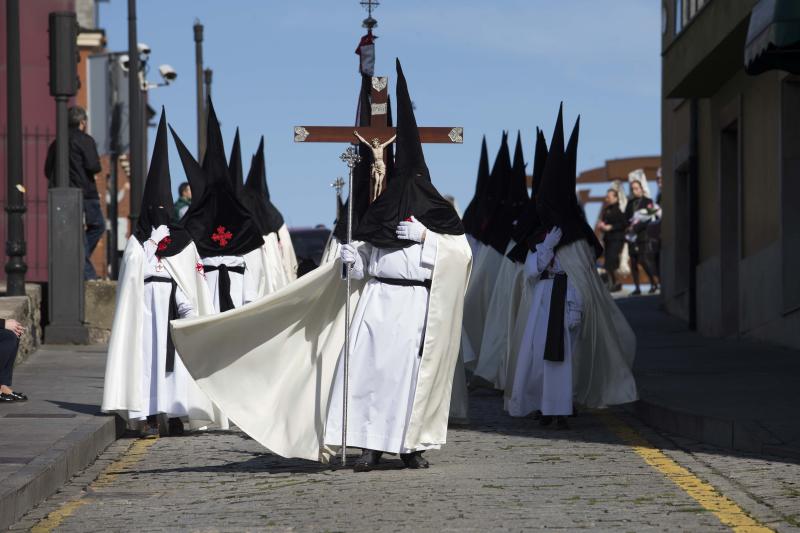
(98, 0), (660, 228)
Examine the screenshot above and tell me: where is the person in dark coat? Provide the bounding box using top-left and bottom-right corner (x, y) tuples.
(624, 180), (658, 295)
(44, 106), (105, 280)
(0, 318), (25, 402)
(597, 189), (626, 292)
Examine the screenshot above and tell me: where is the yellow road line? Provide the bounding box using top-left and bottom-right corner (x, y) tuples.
(600, 412), (774, 533)
(31, 437), (159, 533)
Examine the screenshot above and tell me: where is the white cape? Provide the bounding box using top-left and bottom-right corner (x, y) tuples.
(101, 236), (220, 427)
(171, 234), (472, 461)
(559, 240), (638, 407)
(474, 243), (523, 389)
(461, 244), (504, 365)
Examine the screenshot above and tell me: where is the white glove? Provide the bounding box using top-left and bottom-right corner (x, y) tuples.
(396, 216), (427, 243)
(542, 226), (562, 250)
(340, 243), (357, 265)
(149, 225), (170, 245)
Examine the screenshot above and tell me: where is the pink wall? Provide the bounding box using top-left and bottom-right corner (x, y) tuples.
(0, 0), (75, 283)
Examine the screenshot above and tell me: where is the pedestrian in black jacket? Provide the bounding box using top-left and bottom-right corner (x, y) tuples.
(598, 189), (626, 292)
(44, 106), (105, 280)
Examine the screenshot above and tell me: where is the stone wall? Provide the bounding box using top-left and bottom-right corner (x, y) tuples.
(0, 283), (43, 364)
(85, 280), (117, 344)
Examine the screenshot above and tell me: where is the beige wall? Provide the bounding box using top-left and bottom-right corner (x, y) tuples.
(661, 6), (799, 349)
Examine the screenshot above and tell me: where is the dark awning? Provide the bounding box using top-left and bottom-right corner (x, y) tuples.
(745, 0), (800, 75)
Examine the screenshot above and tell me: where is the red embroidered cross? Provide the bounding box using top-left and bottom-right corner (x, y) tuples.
(196, 262), (206, 277)
(211, 226), (233, 247)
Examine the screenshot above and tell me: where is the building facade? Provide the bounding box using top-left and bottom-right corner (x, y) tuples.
(661, 0), (800, 349)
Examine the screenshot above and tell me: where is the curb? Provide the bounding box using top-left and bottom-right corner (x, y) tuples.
(630, 399), (799, 461)
(0, 414), (122, 530)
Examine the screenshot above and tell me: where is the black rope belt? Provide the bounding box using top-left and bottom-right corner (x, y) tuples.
(144, 275), (178, 373)
(374, 276), (431, 289)
(203, 264), (246, 312)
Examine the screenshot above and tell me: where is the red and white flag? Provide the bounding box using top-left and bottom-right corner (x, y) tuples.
(355, 30), (375, 76)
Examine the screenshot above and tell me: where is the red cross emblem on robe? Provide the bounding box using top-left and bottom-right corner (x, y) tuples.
(212, 226), (233, 248)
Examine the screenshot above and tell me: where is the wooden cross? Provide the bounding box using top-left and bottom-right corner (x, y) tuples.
(294, 76), (463, 145)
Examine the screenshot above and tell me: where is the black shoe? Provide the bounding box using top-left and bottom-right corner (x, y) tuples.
(9, 391), (27, 401)
(400, 451), (430, 469)
(555, 416), (570, 430)
(648, 285), (659, 294)
(539, 415), (554, 427)
(353, 449), (382, 472)
(0, 393), (17, 402)
(611, 284), (622, 293)
(532, 410), (542, 420)
(631, 288), (642, 296)
(168, 418), (185, 436)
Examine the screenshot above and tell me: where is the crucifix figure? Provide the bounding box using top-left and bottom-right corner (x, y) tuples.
(294, 75), (463, 201)
(353, 131), (396, 200)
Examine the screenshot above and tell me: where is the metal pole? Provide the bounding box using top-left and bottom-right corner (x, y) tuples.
(339, 147), (360, 467)
(128, 0), (142, 233)
(194, 21), (205, 161)
(5, 0), (27, 295)
(55, 97), (70, 188)
(108, 101), (122, 279)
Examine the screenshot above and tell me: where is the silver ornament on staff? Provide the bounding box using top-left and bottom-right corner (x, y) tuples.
(338, 146), (360, 467)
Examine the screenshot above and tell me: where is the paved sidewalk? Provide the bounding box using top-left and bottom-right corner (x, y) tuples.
(620, 295), (800, 459)
(0, 345), (117, 530)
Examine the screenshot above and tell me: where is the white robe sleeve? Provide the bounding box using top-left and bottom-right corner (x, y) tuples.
(420, 232), (439, 269)
(524, 250), (544, 280)
(534, 242), (555, 273)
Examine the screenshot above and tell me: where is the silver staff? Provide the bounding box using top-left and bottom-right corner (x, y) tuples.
(338, 146), (360, 467)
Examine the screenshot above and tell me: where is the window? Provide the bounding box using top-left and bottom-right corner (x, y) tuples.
(675, 0), (710, 35)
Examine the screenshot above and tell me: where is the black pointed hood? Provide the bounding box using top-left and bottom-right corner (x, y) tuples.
(135, 108), (192, 256)
(482, 132), (516, 253)
(507, 128), (548, 263)
(174, 98), (264, 258)
(242, 136), (285, 235)
(461, 136), (490, 239)
(333, 74), (374, 242)
(171, 123), (205, 209)
(229, 128), (244, 195)
(536, 105), (602, 257)
(352, 59), (463, 248)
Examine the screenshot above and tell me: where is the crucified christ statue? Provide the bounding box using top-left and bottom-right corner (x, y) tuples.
(353, 131), (396, 201)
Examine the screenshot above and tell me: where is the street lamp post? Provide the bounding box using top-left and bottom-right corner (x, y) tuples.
(128, 0), (142, 233)
(5, 0), (27, 296)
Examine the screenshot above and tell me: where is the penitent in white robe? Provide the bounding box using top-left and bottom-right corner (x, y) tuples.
(202, 255), (258, 312)
(128, 241), (195, 420)
(102, 232), (221, 428)
(324, 235), (440, 454)
(508, 245), (583, 417)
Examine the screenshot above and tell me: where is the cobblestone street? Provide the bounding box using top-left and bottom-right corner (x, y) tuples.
(12, 392), (800, 532)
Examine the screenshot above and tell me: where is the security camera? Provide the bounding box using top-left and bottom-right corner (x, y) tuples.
(138, 42), (151, 57)
(119, 54), (130, 72)
(159, 64), (177, 83)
